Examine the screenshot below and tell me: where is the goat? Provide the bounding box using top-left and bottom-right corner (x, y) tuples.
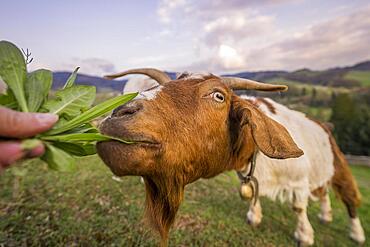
(237, 96), (365, 245)
(97, 68), (365, 246)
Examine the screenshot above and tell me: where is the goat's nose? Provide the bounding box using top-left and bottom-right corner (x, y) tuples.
(111, 101), (142, 118)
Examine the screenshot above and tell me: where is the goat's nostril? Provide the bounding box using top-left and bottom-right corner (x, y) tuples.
(112, 104), (142, 117)
(122, 108), (138, 115)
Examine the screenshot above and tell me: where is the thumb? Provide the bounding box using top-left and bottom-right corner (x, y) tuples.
(0, 107), (58, 138)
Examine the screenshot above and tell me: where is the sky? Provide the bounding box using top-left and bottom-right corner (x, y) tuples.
(1, 0), (370, 76)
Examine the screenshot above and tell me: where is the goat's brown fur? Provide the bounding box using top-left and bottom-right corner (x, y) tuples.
(311, 184), (328, 199)
(309, 118), (361, 218)
(97, 75), (303, 244)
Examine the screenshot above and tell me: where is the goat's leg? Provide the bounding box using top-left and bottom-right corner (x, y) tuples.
(323, 128), (366, 244)
(293, 197), (314, 246)
(315, 188), (333, 223)
(331, 157), (366, 244)
(246, 198), (262, 227)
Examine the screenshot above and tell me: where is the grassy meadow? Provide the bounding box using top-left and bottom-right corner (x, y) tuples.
(344, 71), (370, 87)
(0, 156), (369, 246)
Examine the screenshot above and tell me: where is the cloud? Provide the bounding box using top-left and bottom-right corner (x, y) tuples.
(180, 5), (370, 72)
(157, 0), (187, 23)
(64, 58), (116, 76)
(245, 6), (370, 70)
(157, 0), (370, 72)
(156, 0), (290, 72)
(203, 13), (274, 48)
(157, 0), (295, 24)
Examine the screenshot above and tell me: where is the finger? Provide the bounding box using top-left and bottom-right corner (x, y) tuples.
(27, 144), (45, 158)
(0, 107), (58, 138)
(0, 142), (25, 168)
(0, 141), (45, 169)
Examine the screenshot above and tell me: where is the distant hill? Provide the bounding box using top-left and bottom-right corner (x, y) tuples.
(227, 60), (370, 88)
(52, 71), (178, 92)
(51, 60), (370, 91)
(348, 61), (370, 71)
(52, 72), (128, 91)
(223, 70), (288, 81)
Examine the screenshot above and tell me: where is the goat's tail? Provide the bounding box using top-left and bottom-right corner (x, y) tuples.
(328, 131), (366, 243)
(328, 133), (361, 217)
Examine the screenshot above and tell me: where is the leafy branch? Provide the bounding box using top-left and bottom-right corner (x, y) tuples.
(21, 48), (34, 65)
(0, 40), (137, 172)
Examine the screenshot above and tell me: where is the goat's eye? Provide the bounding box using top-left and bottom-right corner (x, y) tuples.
(212, 92), (225, 103)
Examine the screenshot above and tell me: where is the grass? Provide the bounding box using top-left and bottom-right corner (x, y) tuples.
(266, 77), (350, 93)
(0, 156), (369, 246)
(290, 105), (332, 122)
(344, 70), (370, 87)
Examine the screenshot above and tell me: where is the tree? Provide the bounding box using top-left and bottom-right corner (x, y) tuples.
(310, 88), (317, 105)
(330, 93), (370, 155)
(301, 87), (307, 96)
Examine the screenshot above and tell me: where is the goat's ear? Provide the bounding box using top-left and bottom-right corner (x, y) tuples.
(232, 97), (304, 159)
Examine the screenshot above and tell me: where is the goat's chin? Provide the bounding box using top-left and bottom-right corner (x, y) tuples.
(96, 141), (155, 176)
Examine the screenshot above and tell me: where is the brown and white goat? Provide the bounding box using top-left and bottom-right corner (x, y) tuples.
(237, 96), (365, 245)
(97, 69), (364, 245)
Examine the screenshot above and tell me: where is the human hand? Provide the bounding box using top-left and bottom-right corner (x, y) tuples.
(0, 106), (58, 170)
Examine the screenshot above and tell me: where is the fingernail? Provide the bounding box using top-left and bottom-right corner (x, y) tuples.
(0, 142), (24, 166)
(34, 113), (59, 125)
(24, 145), (45, 159)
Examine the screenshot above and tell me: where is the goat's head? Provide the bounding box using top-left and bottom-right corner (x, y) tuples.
(97, 68), (303, 242)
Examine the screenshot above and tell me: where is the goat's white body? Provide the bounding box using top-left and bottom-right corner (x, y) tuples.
(123, 76), (158, 94)
(124, 77), (162, 100)
(241, 96), (334, 203)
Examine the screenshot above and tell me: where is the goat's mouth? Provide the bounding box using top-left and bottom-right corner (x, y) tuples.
(96, 136), (161, 176)
(97, 120), (162, 151)
(100, 134), (161, 149)
(123, 138), (161, 148)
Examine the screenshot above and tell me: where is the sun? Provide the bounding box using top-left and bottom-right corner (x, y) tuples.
(218, 44), (238, 59)
(218, 44), (244, 69)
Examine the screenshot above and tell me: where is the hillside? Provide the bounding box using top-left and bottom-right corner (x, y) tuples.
(226, 60), (370, 88)
(51, 60), (370, 92)
(52, 72), (127, 91)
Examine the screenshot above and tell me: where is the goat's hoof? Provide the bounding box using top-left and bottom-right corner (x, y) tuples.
(350, 218), (366, 245)
(350, 230), (365, 245)
(294, 238), (314, 246)
(294, 230), (314, 246)
(246, 211), (261, 227)
(247, 218), (260, 227)
(296, 239), (313, 247)
(318, 212), (332, 224)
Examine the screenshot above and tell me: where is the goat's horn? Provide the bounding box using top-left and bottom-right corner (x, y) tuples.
(221, 77), (288, 92)
(104, 68), (171, 85)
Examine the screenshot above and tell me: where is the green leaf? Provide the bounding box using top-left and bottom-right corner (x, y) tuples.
(0, 40), (28, 112)
(46, 92), (138, 135)
(40, 133), (133, 144)
(26, 69), (52, 112)
(64, 123), (98, 134)
(0, 89), (18, 109)
(63, 67), (80, 89)
(52, 117), (69, 129)
(85, 127), (99, 133)
(41, 143), (76, 172)
(21, 139), (42, 151)
(52, 142), (96, 156)
(42, 85), (96, 116)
